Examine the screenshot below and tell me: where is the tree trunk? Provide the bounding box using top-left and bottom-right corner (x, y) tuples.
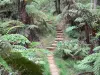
(20, 0), (31, 24)
(93, 0), (97, 9)
(85, 24), (90, 44)
(97, 0), (100, 5)
(98, 36), (100, 45)
(55, 0), (61, 14)
(91, 0), (93, 9)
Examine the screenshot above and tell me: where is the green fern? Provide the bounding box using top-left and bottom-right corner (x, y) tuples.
(66, 26), (77, 32)
(75, 53), (100, 75)
(0, 20), (25, 34)
(93, 46), (100, 52)
(0, 39), (12, 55)
(6, 52), (43, 75)
(54, 40), (90, 58)
(0, 34), (30, 45)
(0, 0), (13, 6)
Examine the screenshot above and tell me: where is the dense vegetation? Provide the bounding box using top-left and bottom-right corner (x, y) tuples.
(0, 0), (100, 75)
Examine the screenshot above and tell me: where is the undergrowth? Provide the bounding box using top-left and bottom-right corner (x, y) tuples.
(55, 58), (78, 75)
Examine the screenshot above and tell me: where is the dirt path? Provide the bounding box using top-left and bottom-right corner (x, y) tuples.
(47, 25), (64, 75)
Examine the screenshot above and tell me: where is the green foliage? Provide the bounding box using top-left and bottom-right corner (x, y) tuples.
(12, 45), (27, 51)
(54, 40), (90, 58)
(55, 58), (78, 75)
(66, 29), (80, 38)
(66, 26), (77, 32)
(0, 56), (12, 72)
(0, 39), (17, 75)
(0, 0), (13, 6)
(0, 20), (24, 34)
(65, 26), (80, 38)
(30, 42), (40, 47)
(26, 1), (47, 20)
(6, 52), (43, 75)
(75, 53), (100, 75)
(96, 32), (100, 37)
(25, 0), (55, 36)
(12, 48), (50, 63)
(0, 39), (50, 75)
(93, 46), (100, 52)
(0, 34), (30, 45)
(74, 17), (84, 23)
(8, 48), (51, 75)
(42, 59), (51, 75)
(0, 39), (11, 55)
(76, 3), (93, 9)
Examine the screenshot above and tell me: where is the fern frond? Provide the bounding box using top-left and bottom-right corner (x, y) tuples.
(66, 26), (77, 32)
(75, 53), (100, 75)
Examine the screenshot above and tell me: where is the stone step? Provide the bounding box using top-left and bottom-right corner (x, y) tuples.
(57, 32), (63, 34)
(56, 28), (63, 31)
(56, 35), (64, 38)
(47, 47), (56, 51)
(51, 72), (59, 75)
(55, 38), (64, 41)
(48, 60), (55, 64)
(51, 43), (57, 47)
(47, 56), (54, 61)
(56, 31), (63, 33)
(53, 41), (58, 44)
(56, 27), (63, 30)
(51, 69), (59, 73)
(57, 33), (64, 36)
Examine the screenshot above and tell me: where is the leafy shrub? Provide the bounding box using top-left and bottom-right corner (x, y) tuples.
(0, 39), (12, 55)
(0, 56), (13, 74)
(0, 20), (24, 34)
(93, 46), (100, 53)
(12, 45), (27, 51)
(66, 26), (80, 38)
(30, 42), (40, 48)
(75, 53), (100, 75)
(0, 0), (13, 6)
(6, 52), (43, 75)
(0, 39), (17, 75)
(0, 34), (30, 46)
(12, 48), (50, 64)
(54, 40), (90, 59)
(7, 48), (51, 75)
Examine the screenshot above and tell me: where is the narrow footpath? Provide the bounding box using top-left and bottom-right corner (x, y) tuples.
(47, 25), (64, 75)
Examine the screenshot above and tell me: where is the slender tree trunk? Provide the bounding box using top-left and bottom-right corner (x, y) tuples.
(85, 24), (95, 54)
(97, 0), (100, 5)
(85, 24), (90, 44)
(98, 36), (100, 45)
(93, 0), (97, 9)
(20, 0), (31, 24)
(91, 0), (93, 9)
(55, 0), (61, 14)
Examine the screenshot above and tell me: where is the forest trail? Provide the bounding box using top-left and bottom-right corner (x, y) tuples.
(47, 25), (64, 75)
